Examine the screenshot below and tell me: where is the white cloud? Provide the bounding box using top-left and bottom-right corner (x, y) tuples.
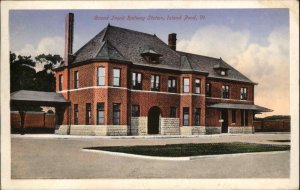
(15, 36), (64, 57)
(177, 25), (250, 61)
(178, 25), (290, 117)
(15, 36), (64, 72)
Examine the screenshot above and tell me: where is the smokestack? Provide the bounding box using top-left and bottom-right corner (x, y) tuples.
(168, 33), (177, 51)
(64, 13), (74, 66)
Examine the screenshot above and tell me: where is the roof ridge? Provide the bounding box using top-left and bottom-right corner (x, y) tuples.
(73, 26), (107, 56)
(105, 40), (126, 59)
(186, 56), (194, 70)
(95, 39), (127, 61)
(108, 24), (157, 38)
(94, 40), (107, 58)
(177, 51), (220, 60)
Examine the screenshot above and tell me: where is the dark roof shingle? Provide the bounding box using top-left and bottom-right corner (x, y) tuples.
(70, 25), (254, 84)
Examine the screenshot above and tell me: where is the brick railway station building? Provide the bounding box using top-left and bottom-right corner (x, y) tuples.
(53, 13), (271, 136)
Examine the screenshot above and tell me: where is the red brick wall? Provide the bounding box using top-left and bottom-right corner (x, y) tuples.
(206, 109), (220, 126)
(58, 62), (130, 125)
(207, 78), (254, 101)
(54, 61), (255, 129)
(205, 78), (255, 127)
(131, 92), (180, 117)
(11, 112), (56, 128)
(254, 120), (290, 132)
(69, 89), (95, 124)
(55, 69), (67, 92)
(11, 112), (21, 128)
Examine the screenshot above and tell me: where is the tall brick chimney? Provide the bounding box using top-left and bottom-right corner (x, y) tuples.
(168, 33), (177, 51)
(64, 13), (74, 66)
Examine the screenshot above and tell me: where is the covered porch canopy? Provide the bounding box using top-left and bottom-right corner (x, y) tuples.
(10, 90), (70, 134)
(207, 103), (272, 112)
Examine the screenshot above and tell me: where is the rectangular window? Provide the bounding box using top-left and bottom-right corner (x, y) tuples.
(240, 87), (247, 100)
(74, 71), (79, 89)
(113, 68), (121, 86)
(232, 110), (236, 124)
(97, 103), (104, 125)
(222, 85), (229, 99)
(168, 77), (177, 93)
(170, 107), (177, 118)
(195, 79), (201, 94)
(59, 74), (63, 91)
(97, 67), (105, 86)
(74, 104), (78, 125)
(131, 105), (140, 117)
(194, 108), (201, 126)
(183, 107), (189, 126)
(183, 78), (190, 93)
(206, 83), (211, 97)
(113, 103), (121, 125)
(151, 75), (160, 91)
(86, 103), (91, 125)
(132, 72), (142, 90)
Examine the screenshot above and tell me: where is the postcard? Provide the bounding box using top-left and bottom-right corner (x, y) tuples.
(1, 1), (299, 189)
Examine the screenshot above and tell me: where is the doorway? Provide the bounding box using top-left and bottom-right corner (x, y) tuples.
(147, 106), (161, 134)
(221, 109), (228, 133)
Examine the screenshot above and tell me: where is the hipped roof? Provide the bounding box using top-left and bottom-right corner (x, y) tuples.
(58, 24), (255, 84)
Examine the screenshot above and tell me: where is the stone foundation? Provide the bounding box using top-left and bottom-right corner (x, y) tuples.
(228, 126), (253, 134)
(55, 125), (69, 135)
(70, 125), (107, 136)
(107, 125), (128, 136)
(55, 125), (128, 136)
(130, 117), (147, 135)
(55, 124), (254, 136)
(192, 126), (206, 135)
(205, 126), (221, 134)
(180, 127), (192, 135)
(160, 118), (180, 135)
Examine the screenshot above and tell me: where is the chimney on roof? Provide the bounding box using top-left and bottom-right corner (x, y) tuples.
(168, 33), (177, 51)
(64, 13), (74, 66)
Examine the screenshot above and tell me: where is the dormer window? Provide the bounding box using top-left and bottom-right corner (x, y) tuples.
(214, 57), (230, 76)
(147, 56), (159, 64)
(141, 47), (162, 64)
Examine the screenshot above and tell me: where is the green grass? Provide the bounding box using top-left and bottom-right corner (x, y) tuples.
(84, 142), (290, 157)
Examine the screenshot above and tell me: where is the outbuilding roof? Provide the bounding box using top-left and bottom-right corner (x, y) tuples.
(62, 25), (255, 84)
(11, 90), (70, 106)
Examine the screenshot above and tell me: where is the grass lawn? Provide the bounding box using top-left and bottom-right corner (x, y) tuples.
(84, 142), (290, 157)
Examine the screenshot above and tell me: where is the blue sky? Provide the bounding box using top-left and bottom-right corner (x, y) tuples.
(10, 9), (288, 53)
(9, 9), (290, 116)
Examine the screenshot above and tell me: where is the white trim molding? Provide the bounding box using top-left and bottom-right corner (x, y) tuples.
(206, 97), (254, 103)
(57, 86), (205, 96)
